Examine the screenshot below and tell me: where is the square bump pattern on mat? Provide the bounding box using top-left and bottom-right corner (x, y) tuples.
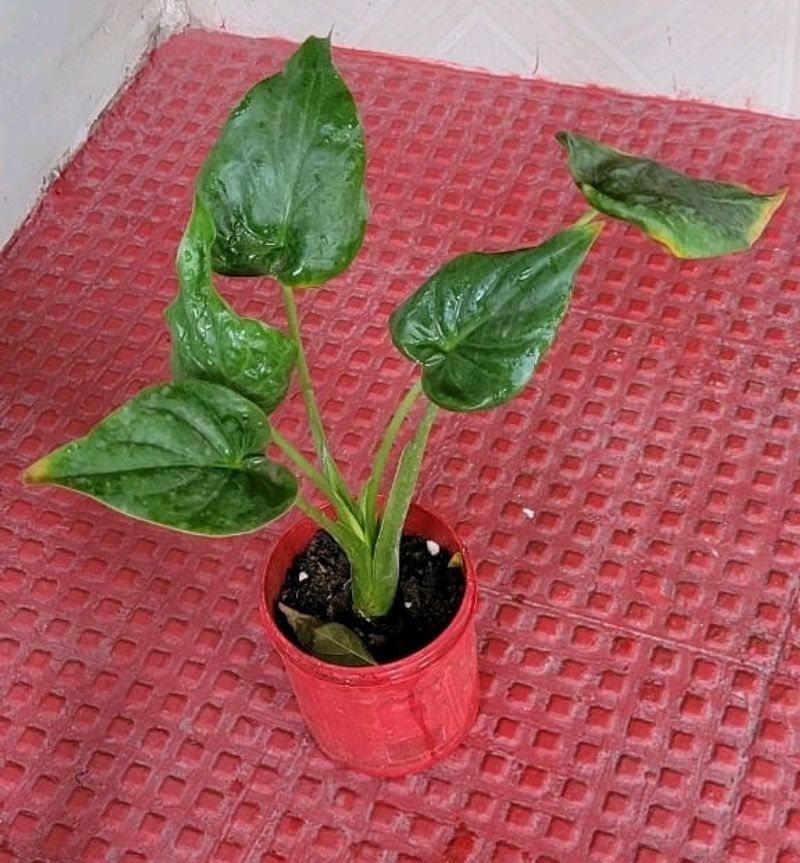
(2, 29), (800, 863)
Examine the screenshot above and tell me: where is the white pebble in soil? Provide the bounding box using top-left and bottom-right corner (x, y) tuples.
(298, 571), (309, 582)
(404, 601), (412, 609)
(426, 540), (440, 556)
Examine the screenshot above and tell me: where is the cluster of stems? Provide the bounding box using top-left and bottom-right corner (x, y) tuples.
(271, 285), (435, 620)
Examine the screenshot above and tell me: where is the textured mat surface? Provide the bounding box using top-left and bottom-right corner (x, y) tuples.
(2, 30), (800, 863)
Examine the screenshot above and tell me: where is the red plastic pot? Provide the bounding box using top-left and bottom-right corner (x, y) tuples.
(259, 502), (479, 777)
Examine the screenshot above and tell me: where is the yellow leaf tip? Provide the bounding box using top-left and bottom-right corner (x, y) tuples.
(766, 184), (789, 213)
(746, 186), (788, 244)
(23, 457), (50, 484)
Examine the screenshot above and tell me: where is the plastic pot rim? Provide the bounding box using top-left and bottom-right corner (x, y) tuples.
(258, 503), (478, 686)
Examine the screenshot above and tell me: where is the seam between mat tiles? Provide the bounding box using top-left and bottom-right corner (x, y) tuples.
(713, 570), (800, 854)
(570, 304), (799, 360)
(480, 579), (800, 858)
(482, 584), (782, 673)
(239, 735), (312, 862)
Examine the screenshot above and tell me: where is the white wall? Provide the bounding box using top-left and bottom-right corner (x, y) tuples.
(3, 0), (799, 247)
(186, 0), (800, 117)
(0, 0), (169, 246)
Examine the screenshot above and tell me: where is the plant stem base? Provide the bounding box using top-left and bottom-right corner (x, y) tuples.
(260, 504), (479, 776)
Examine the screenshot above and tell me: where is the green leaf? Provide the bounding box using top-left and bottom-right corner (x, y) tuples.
(278, 603), (377, 666)
(389, 223), (602, 412)
(196, 35), (368, 286)
(166, 199), (297, 413)
(312, 623), (377, 666)
(24, 380), (297, 535)
(557, 131), (787, 259)
(277, 602), (317, 649)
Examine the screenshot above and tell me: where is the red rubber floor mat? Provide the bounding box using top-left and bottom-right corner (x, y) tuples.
(2, 30), (800, 863)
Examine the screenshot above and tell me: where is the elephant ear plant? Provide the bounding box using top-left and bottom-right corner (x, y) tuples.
(24, 37), (786, 666)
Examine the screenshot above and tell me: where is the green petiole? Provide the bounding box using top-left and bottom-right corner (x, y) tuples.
(359, 379), (423, 546)
(280, 282), (360, 522)
(355, 400), (437, 618)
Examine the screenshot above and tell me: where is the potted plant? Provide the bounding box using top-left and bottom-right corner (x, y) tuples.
(23, 36), (786, 776)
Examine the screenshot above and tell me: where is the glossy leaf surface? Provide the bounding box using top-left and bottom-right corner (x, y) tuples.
(390, 223), (601, 411)
(279, 603), (377, 666)
(24, 381), (297, 535)
(557, 131), (786, 258)
(197, 35), (368, 285)
(166, 199), (297, 413)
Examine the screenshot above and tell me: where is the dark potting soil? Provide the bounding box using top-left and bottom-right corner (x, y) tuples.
(277, 531), (465, 664)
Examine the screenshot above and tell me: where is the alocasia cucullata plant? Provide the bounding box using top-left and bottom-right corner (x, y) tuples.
(24, 36), (786, 664)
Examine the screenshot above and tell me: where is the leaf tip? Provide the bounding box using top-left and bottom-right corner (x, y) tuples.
(572, 213), (605, 246)
(554, 130), (570, 148)
(23, 456), (51, 485)
(278, 602), (317, 650)
(746, 185), (788, 244)
(586, 217), (604, 238)
(646, 228), (686, 258)
(304, 32), (333, 56)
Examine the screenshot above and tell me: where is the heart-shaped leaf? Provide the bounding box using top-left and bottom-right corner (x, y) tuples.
(278, 603), (376, 666)
(24, 380), (297, 535)
(197, 35), (368, 286)
(389, 223), (602, 411)
(557, 131), (786, 259)
(166, 199), (297, 413)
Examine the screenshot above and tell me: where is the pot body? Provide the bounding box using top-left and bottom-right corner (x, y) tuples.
(259, 503), (479, 777)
